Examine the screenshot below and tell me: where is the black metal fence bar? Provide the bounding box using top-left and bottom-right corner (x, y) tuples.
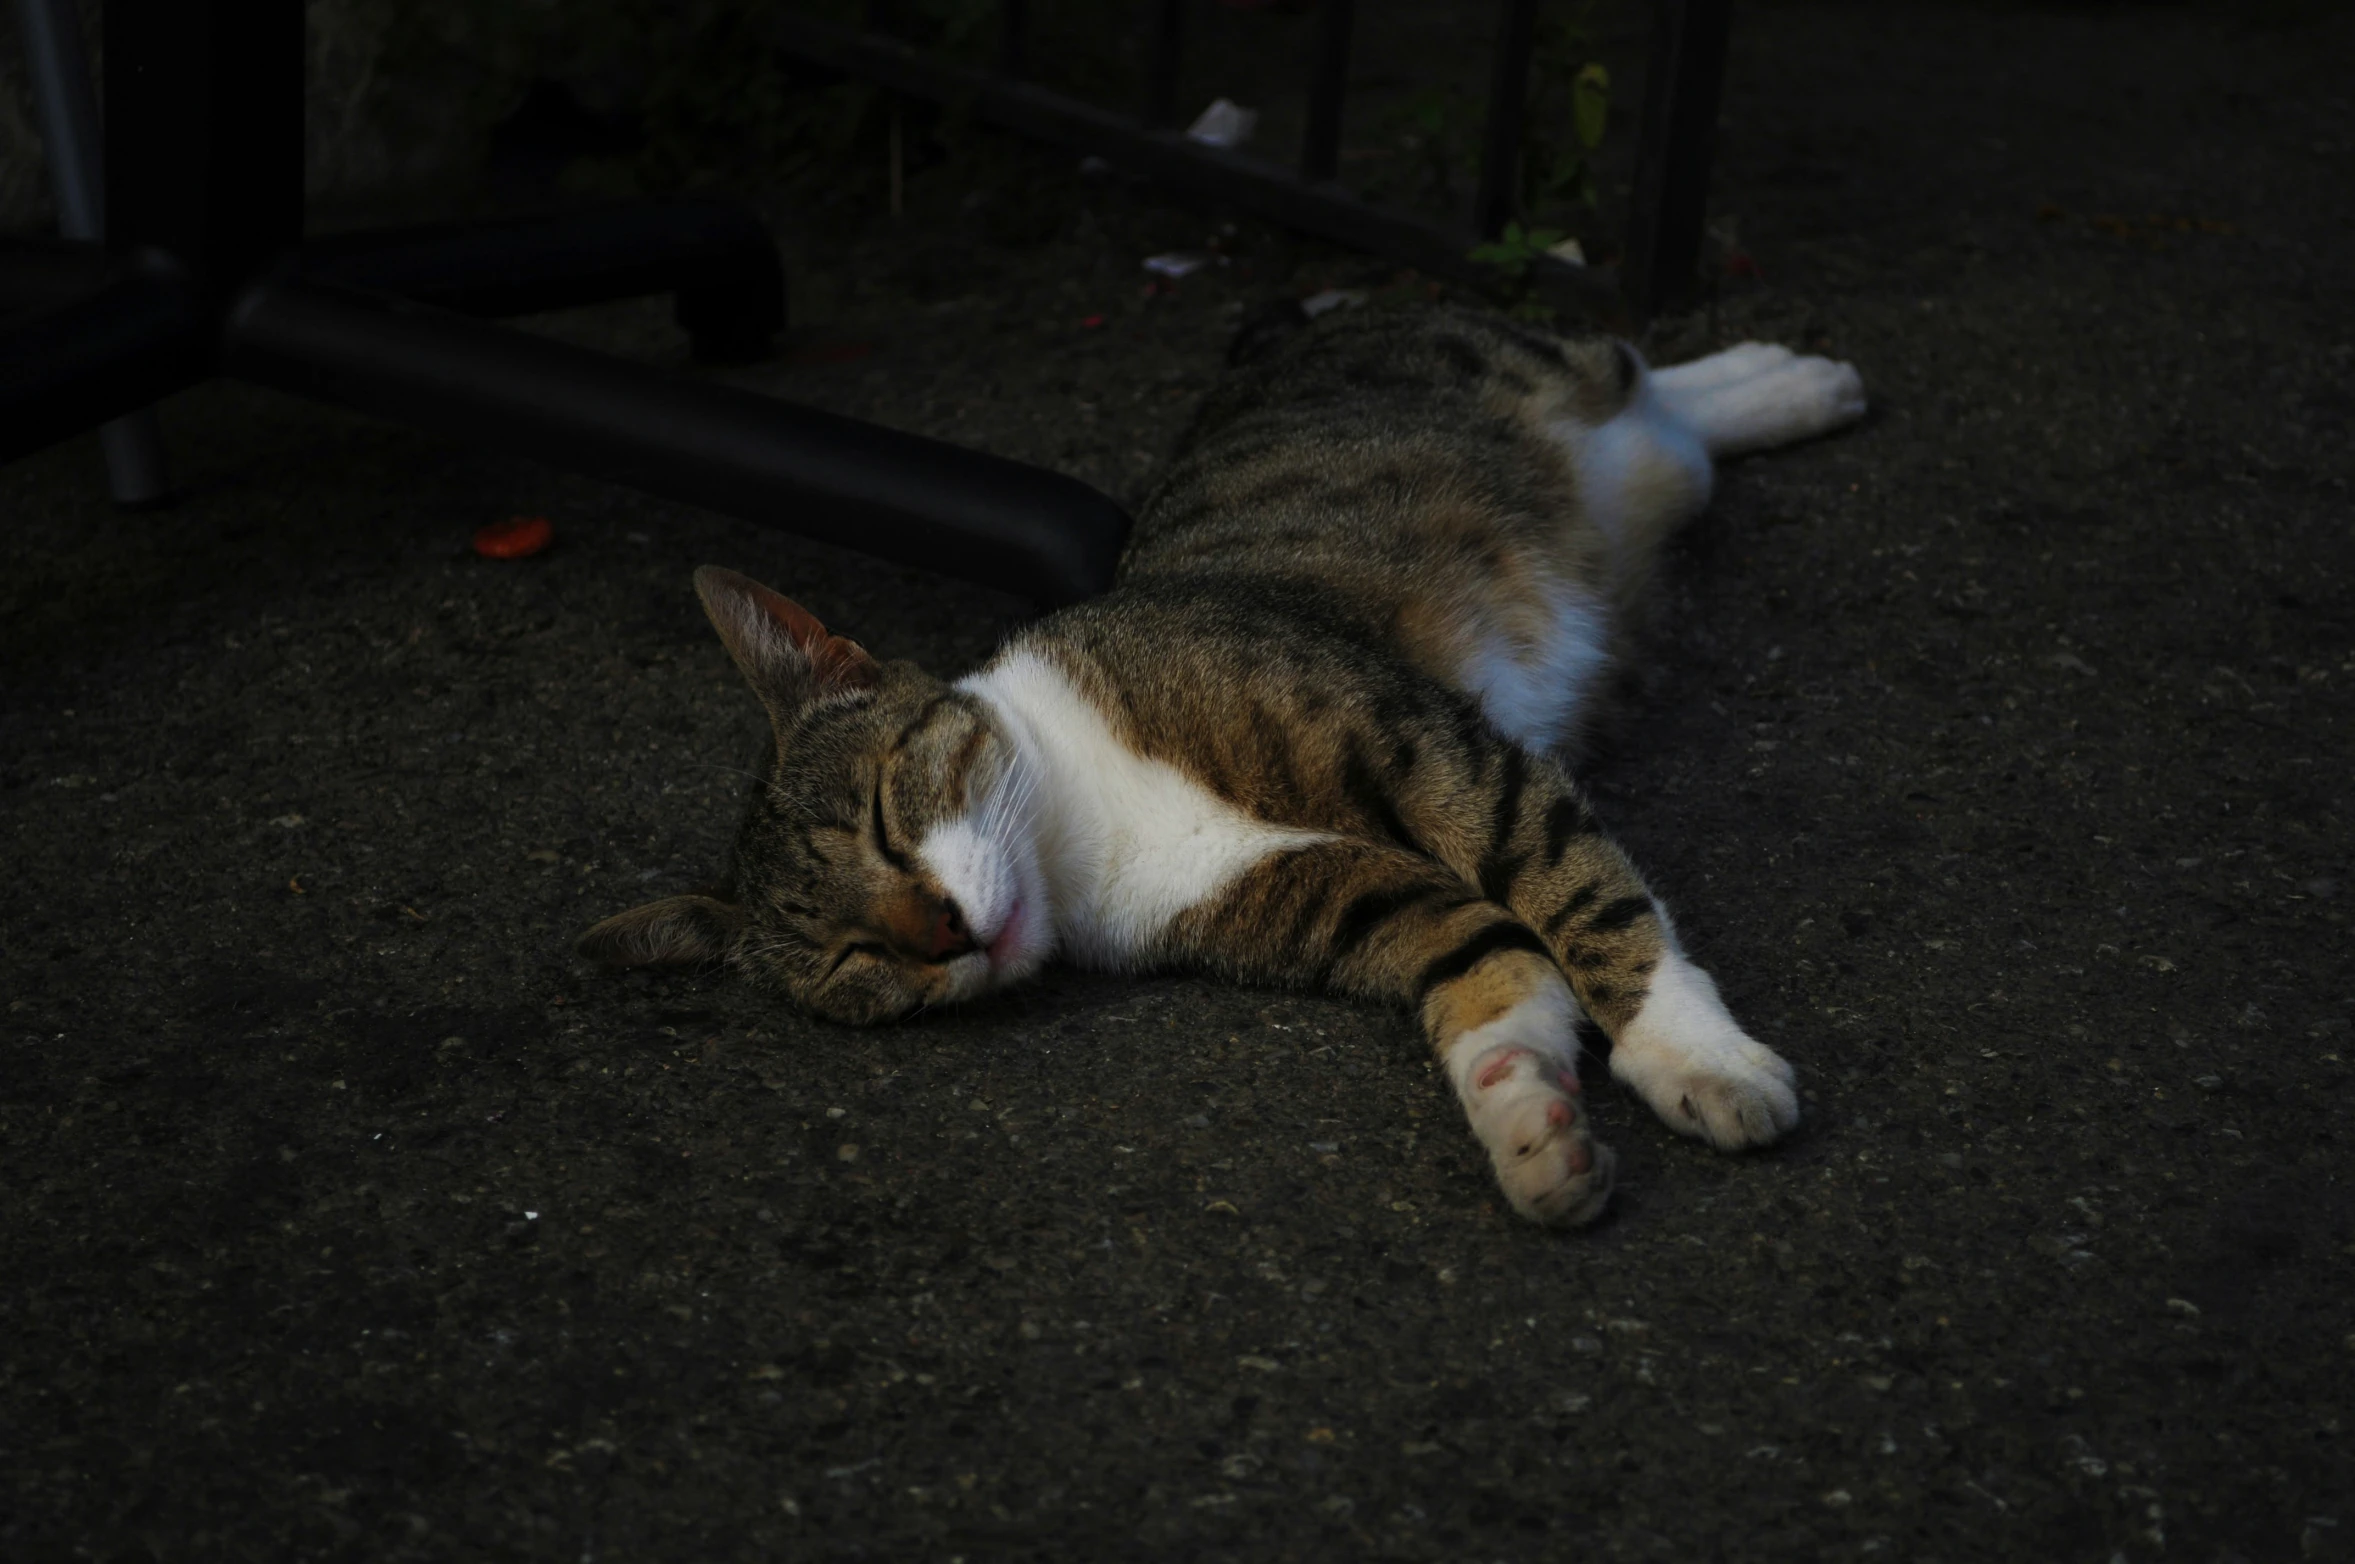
(1000, 0), (1027, 76)
(1621, 0), (1727, 320)
(1472, 0), (1540, 242)
(1143, 0), (1186, 127)
(1299, 0), (1356, 184)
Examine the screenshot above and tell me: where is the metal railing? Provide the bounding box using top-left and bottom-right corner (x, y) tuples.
(775, 0), (1730, 326)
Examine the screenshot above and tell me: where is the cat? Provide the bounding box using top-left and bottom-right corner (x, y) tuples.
(580, 303), (1867, 1226)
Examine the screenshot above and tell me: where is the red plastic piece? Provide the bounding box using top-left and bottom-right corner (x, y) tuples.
(473, 515), (554, 559)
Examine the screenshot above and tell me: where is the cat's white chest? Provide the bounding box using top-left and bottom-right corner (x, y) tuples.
(960, 650), (1329, 968)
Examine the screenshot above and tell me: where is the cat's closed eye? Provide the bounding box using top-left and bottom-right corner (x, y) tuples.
(823, 939), (890, 978)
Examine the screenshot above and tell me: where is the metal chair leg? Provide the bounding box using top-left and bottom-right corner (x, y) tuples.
(13, 0), (173, 504)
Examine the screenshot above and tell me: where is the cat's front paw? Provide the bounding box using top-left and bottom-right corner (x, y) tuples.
(1464, 1045), (1616, 1227)
(1623, 1033), (1799, 1150)
(1611, 950), (1801, 1151)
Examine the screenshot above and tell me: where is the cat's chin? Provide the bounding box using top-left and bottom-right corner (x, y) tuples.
(980, 892), (1051, 986)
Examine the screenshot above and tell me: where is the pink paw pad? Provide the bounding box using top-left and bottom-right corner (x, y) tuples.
(1475, 1047), (1533, 1091)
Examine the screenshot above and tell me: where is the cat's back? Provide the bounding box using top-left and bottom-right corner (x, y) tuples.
(1092, 304), (1667, 755)
(1122, 303), (1637, 592)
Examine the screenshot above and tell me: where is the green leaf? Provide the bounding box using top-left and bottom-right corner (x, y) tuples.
(1573, 63), (1610, 151)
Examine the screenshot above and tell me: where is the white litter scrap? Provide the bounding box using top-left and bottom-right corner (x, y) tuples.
(1545, 237), (1588, 266)
(1185, 98), (1259, 150)
(1300, 288), (1366, 318)
(1143, 251), (1213, 280)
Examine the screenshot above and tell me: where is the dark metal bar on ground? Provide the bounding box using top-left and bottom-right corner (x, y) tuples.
(295, 199), (785, 363)
(222, 277), (1132, 608)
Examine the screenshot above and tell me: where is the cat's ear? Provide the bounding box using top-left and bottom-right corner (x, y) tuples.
(693, 566), (880, 720)
(577, 893), (745, 968)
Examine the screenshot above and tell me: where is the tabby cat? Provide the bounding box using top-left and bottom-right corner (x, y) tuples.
(581, 303), (1867, 1226)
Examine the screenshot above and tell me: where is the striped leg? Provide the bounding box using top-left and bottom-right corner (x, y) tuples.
(1160, 840), (1615, 1227)
(1442, 750), (1801, 1151)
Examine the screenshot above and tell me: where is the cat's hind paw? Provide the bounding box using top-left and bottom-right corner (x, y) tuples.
(1651, 344), (1868, 458)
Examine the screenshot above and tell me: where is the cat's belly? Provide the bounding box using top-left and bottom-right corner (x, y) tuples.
(962, 648), (1332, 969)
(1454, 581), (1610, 753)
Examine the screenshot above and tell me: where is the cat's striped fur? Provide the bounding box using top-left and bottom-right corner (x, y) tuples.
(581, 303), (1867, 1226)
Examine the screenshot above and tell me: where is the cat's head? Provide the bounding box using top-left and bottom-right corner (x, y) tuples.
(577, 567), (1051, 1023)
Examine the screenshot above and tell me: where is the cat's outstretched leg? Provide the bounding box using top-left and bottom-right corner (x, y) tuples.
(1160, 839), (1614, 1227)
(1607, 938), (1799, 1149)
(1649, 341), (1867, 459)
(1417, 750), (1803, 1151)
(1433, 962), (1617, 1225)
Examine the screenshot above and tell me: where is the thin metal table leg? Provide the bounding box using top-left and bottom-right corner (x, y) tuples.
(13, 0), (170, 504)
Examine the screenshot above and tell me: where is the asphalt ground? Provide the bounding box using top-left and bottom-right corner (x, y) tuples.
(4, 3), (2351, 1559)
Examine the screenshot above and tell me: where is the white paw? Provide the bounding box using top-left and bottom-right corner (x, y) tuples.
(1460, 1042), (1616, 1227)
(1768, 354), (1868, 438)
(1714, 340), (1797, 375)
(1611, 950), (1801, 1150)
(1653, 344), (1868, 457)
(1653, 341), (1794, 394)
(1622, 1030), (1799, 1149)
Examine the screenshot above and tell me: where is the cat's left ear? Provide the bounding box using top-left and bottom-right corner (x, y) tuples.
(692, 566), (880, 722)
(577, 893), (746, 968)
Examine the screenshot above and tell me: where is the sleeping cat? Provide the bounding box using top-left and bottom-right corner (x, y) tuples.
(580, 303), (1866, 1226)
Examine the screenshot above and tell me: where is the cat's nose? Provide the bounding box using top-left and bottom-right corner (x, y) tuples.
(926, 898), (977, 961)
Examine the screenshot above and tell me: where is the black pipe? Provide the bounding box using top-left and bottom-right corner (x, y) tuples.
(297, 198), (785, 363)
(221, 276), (1130, 607)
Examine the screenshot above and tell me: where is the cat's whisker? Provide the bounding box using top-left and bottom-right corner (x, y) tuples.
(988, 754), (1040, 840)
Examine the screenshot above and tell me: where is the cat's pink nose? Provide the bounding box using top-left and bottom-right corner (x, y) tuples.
(927, 900), (977, 961)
